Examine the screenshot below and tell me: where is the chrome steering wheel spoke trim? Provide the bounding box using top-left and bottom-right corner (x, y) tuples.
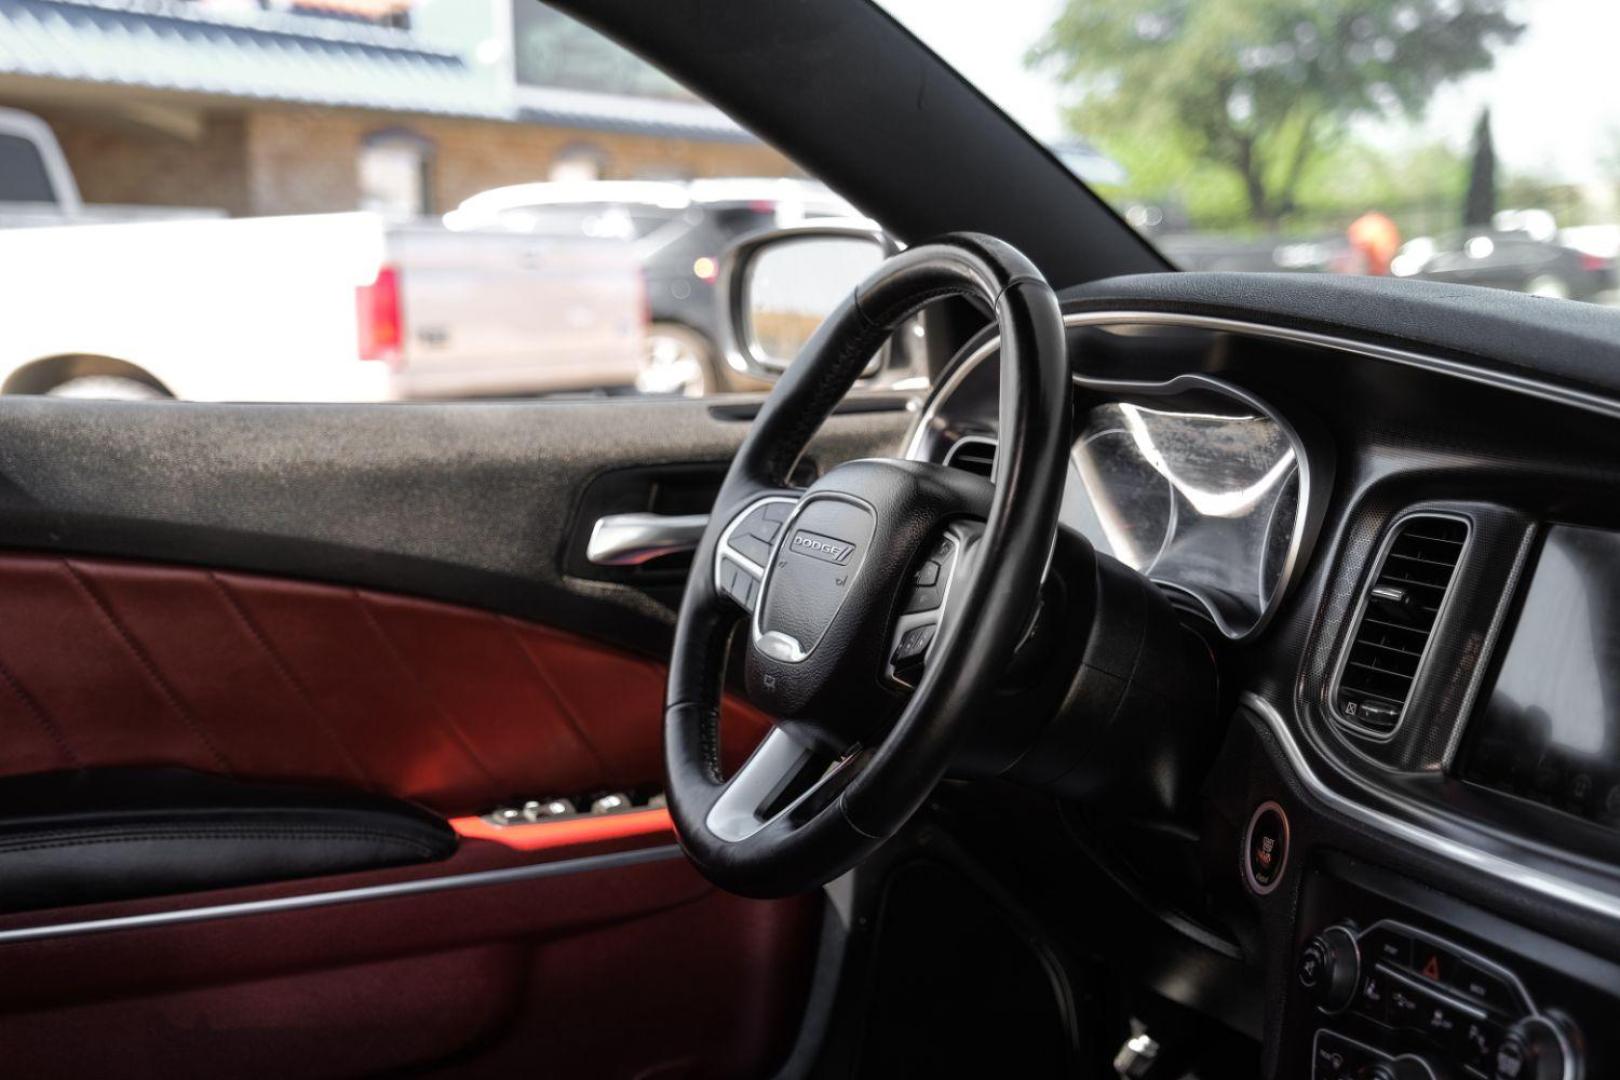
(704, 727), (860, 843)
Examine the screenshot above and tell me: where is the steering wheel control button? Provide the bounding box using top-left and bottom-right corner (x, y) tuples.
(729, 529), (774, 566)
(1243, 800), (1290, 894)
(732, 501), (788, 546)
(1299, 925), (1360, 1013)
(892, 623), (936, 664)
(718, 555), (760, 610)
(718, 496), (804, 578)
(902, 537), (958, 614)
(890, 623), (938, 686)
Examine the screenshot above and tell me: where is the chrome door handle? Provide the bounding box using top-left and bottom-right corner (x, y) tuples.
(586, 512), (710, 566)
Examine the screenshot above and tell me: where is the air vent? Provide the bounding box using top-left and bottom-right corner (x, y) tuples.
(1335, 515), (1468, 736)
(944, 437), (996, 479)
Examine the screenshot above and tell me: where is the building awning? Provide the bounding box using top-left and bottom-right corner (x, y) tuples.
(0, 0), (476, 118)
(0, 0), (758, 143)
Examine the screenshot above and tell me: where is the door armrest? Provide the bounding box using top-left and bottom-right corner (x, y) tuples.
(0, 768), (456, 913)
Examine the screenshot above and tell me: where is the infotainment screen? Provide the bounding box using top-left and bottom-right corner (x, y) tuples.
(1461, 524), (1620, 826)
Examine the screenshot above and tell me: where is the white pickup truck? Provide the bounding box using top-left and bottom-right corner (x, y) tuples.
(0, 108), (647, 402)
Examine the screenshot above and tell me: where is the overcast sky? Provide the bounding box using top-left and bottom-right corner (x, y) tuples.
(878, 0), (1620, 185)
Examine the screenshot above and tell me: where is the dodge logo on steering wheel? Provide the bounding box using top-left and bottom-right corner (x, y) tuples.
(789, 530), (856, 564)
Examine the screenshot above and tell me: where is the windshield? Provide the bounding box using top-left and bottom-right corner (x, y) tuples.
(878, 0), (1620, 306)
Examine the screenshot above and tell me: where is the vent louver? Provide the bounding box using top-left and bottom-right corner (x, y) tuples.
(1335, 515), (1468, 736)
(944, 438), (996, 479)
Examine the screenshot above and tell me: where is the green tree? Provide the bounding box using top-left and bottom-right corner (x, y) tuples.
(1030, 0), (1522, 226)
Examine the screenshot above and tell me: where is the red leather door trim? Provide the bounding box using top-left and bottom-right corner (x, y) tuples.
(0, 553), (768, 815)
(0, 552), (809, 1077)
(0, 851), (819, 1078)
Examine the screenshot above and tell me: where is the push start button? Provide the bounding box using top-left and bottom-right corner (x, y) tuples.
(1243, 800), (1290, 895)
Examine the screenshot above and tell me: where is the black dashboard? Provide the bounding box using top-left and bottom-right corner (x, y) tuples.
(906, 273), (1620, 1079)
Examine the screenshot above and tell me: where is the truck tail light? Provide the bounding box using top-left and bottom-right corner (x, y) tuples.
(1579, 252), (1612, 273)
(356, 264), (404, 368)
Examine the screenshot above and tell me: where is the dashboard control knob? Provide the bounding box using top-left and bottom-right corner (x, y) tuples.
(1356, 1058), (1440, 1080)
(1494, 1016), (1579, 1080)
(1298, 923), (1360, 1012)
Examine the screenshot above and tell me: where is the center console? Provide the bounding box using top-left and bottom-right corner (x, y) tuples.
(1266, 503), (1620, 1078)
(1280, 857), (1620, 1079)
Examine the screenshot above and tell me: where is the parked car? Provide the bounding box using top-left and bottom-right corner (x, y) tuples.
(445, 178), (858, 395)
(0, 110), (647, 401)
(1394, 226), (1617, 301)
(1156, 229), (1365, 274)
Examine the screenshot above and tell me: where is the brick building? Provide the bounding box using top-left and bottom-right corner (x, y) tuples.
(0, 0), (796, 218)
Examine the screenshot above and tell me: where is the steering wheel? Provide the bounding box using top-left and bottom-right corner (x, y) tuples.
(664, 234), (1070, 898)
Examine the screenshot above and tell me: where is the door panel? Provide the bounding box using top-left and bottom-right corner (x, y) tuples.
(0, 852), (819, 1079)
(0, 393), (908, 1075)
(0, 549), (797, 1077)
(0, 396), (910, 653)
(0, 552), (768, 814)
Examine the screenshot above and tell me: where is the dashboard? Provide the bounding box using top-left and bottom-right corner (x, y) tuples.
(907, 285), (1620, 1080)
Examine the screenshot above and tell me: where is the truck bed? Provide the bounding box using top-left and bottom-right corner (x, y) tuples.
(0, 211), (646, 403)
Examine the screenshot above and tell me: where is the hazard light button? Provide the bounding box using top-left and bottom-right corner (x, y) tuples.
(1413, 942), (1458, 985)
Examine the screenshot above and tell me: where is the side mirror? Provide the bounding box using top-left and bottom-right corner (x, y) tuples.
(720, 223), (891, 380)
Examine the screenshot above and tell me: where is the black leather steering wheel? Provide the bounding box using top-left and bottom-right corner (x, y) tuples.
(664, 234), (1070, 897)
